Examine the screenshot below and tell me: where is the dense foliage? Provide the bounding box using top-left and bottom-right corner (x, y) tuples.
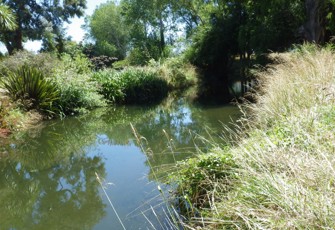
(82, 0), (335, 102)
(0, 65), (60, 114)
(0, 0), (86, 54)
(0, 51), (194, 122)
(92, 67), (168, 104)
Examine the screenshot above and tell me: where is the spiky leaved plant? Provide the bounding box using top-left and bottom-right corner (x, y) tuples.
(1, 65), (60, 115)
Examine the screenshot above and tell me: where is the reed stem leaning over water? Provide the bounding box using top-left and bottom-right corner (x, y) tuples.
(95, 172), (126, 230)
(130, 123), (185, 229)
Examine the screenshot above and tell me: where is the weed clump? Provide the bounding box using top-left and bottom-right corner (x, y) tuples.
(171, 150), (237, 218)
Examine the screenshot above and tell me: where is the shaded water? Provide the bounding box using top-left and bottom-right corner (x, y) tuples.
(0, 98), (240, 230)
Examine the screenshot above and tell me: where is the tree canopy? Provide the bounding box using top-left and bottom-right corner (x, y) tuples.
(86, 1), (129, 59)
(0, 3), (17, 31)
(0, 0), (86, 54)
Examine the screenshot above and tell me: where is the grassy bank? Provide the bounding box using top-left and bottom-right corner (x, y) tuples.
(171, 45), (335, 229)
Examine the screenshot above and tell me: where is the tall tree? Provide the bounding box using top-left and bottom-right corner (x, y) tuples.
(121, 0), (179, 61)
(302, 0), (335, 43)
(86, 1), (129, 59)
(1, 0), (86, 54)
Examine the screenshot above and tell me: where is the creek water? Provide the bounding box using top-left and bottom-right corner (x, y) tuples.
(0, 98), (240, 230)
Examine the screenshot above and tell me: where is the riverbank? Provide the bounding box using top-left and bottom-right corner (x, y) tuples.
(0, 51), (198, 135)
(172, 45), (335, 229)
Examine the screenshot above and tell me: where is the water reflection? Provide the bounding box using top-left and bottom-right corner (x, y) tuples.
(0, 99), (239, 229)
(0, 155), (106, 229)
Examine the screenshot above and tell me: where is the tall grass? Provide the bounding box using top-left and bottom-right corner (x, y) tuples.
(170, 45), (335, 229)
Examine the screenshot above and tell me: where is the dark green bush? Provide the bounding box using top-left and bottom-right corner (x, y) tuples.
(0, 65), (60, 114)
(90, 55), (118, 70)
(154, 57), (199, 90)
(92, 70), (125, 103)
(121, 68), (168, 104)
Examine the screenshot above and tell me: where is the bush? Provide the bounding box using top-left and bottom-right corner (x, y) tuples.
(91, 69), (125, 103)
(170, 149), (237, 216)
(52, 72), (106, 115)
(126, 47), (153, 66)
(89, 55), (118, 70)
(154, 57), (199, 89)
(0, 65), (60, 114)
(121, 67), (168, 104)
(92, 67), (168, 104)
(58, 53), (92, 74)
(0, 50), (59, 77)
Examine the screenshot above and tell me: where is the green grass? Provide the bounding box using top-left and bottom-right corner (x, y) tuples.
(170, 45), (335, 229)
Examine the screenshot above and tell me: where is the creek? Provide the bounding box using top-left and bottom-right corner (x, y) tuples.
(0, 97), (240, 229)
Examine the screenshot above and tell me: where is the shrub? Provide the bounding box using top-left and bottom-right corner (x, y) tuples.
(126, 47), (152, 66)
(0, 50), (59, 77)
(52, 72), (106, 115)
(170, 149), (237, 217)
(58, 53), (92, 74)
(121, 67), (168, 104)
(0, 65), (60, 114)
(155, 57), (199, 89)
(48, 52), (107, 115)
(92, 67), (168, 104)
(89, 55), (118, 70)
(91, 69), (125, 103)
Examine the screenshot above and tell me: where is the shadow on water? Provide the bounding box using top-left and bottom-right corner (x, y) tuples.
(0, 96), (240, 229)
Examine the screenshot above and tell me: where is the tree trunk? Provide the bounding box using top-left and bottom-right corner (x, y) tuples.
(159, 14), (165, 54)
(303, 0), (326, 43)
(4, 29), (24, 55)
(3, 2), (25, 54)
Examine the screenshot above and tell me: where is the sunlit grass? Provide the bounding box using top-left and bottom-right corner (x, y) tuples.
(170, 45), (335, 229)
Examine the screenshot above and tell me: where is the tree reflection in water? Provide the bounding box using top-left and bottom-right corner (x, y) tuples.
(0, 115), (106, 230)
(0, 97), (239, 229)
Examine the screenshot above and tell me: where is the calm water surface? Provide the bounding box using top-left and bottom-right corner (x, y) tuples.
(0, 99), (240, 230)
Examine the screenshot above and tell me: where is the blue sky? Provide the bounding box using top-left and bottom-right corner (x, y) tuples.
(1, 0), (108, 53)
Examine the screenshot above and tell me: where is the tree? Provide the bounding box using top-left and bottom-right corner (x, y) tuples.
(0, 3), (16, 31)
(301, 0), (335, 44)
(86, 1), (129, 59)
(121, 0), (179, 62)
(1, 0), (86, 54)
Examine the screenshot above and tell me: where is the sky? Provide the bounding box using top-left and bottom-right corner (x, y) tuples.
(1, 0), (108, 53)
(66, 0), (108, 43)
